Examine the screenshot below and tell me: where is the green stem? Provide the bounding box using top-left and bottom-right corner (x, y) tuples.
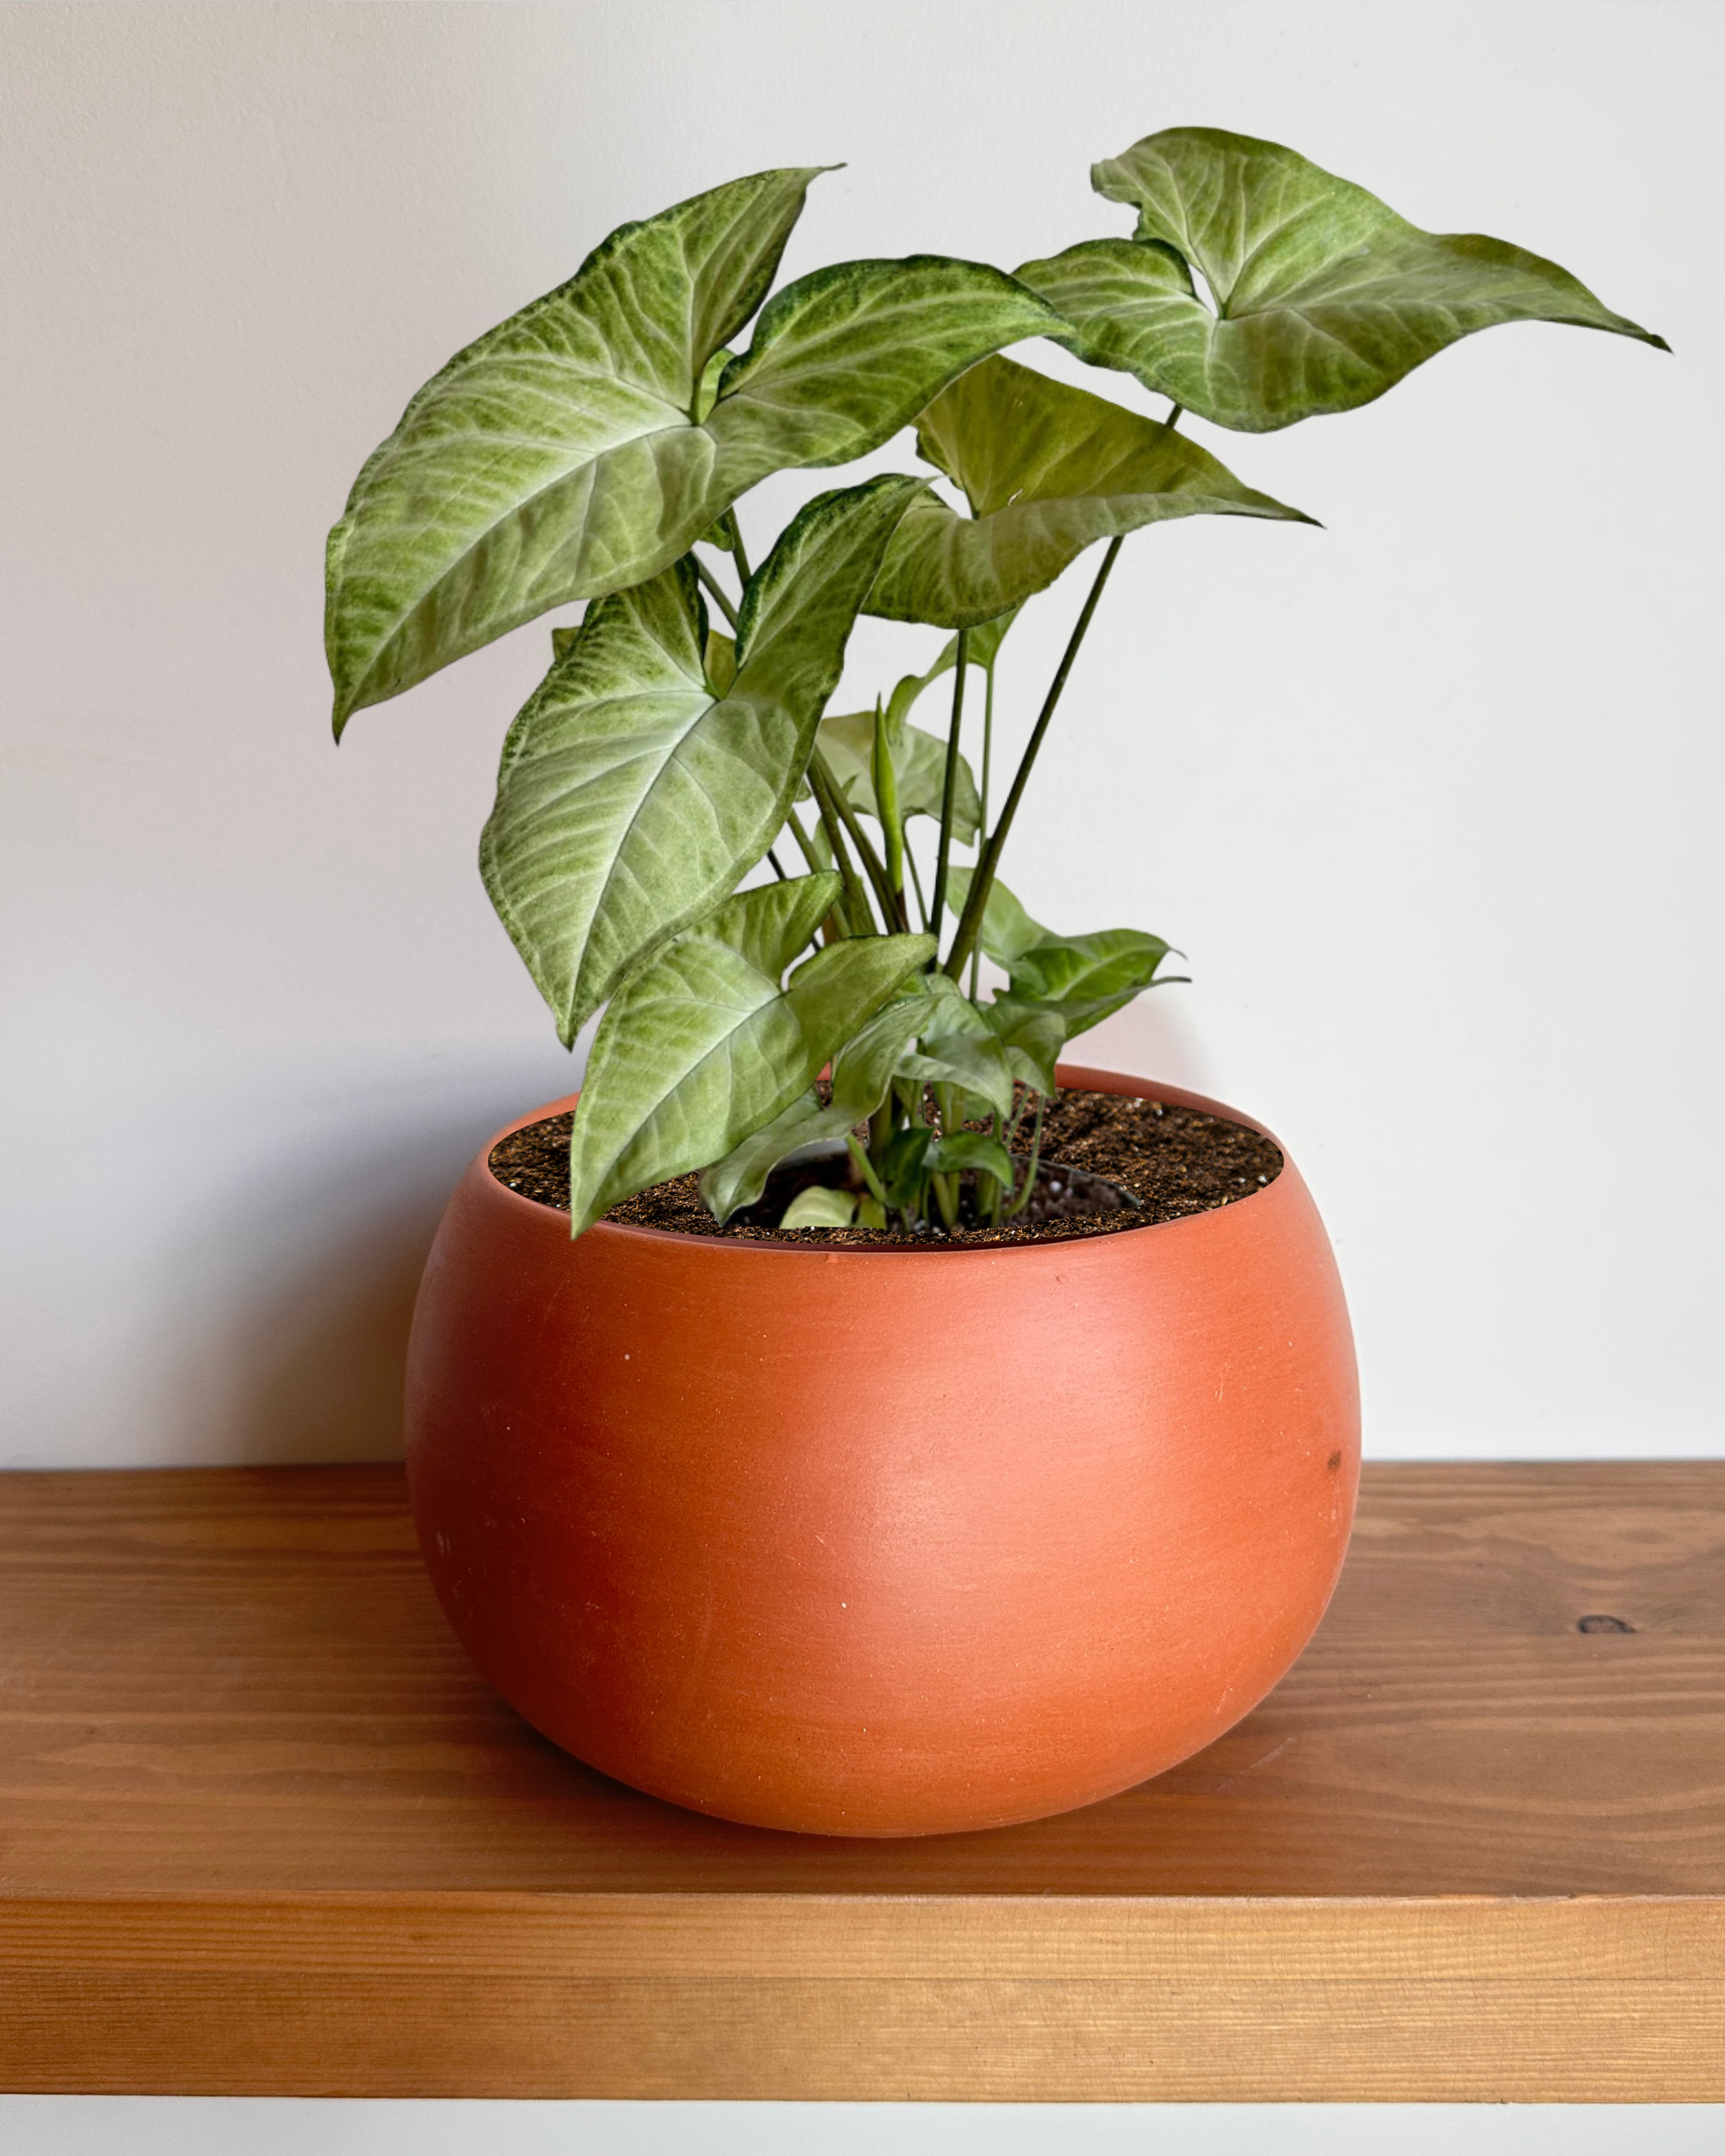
(1006, 1093), (1045, 1219)
(803, 763), (875, 935)
(967, 657), (996, 1000)
(693, 554), (739, 629)
(727, 512), (753, 588)
(928, 629), (970, 954)
(904, 839), (930, 932)
(809, 749), (905, 931)
(785, 809), (824, 876)
(872, 699), (906, 915)
(783, 816), (838, 949)
(945, 538), (1123, 983)
(846, 1133), (888, 1207)
(979, 657), (996, 831)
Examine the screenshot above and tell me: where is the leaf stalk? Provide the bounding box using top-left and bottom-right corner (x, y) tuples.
(808, 747), (906, 931)
(802, 759), (875, 935)
(928, 629), (970, 957)
(944, 538), (1123, 982)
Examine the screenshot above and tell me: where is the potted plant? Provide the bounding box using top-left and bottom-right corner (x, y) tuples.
(327, 129), (1664, 1836)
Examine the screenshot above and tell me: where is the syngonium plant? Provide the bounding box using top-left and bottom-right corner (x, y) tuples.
(326, 128), (1665, 1238)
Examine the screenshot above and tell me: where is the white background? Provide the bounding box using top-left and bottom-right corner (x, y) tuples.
(3, 1), (1720, 2147)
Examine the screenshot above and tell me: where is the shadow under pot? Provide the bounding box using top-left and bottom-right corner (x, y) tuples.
(403, 1063), (1360, 1837)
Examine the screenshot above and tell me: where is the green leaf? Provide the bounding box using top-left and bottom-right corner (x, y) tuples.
(480, 475), (925, 1045)
(1017, 126), (1668, 434)
(694, 349), (735, 426)
(979, 996), (1064, 1096)
(780, 1185), (858, 1230)
(703, 628), (737, 695)
(326, 160), (1060, 731)
(925, 1130), (1017, 1187)
(867, 355), (1311, 628)
(566, 877), (933, 1234)
(877, 1123), (936, 1210)
(947, 869), (1177, 1036)
(711, 255), (1059, 472)
(895, 983), (1018, 1120)
(699, 981), (934, 1220)
(1002, 936), (1178, 1036)
(815, 707), (981, 840)
(326, 168), (825, 730)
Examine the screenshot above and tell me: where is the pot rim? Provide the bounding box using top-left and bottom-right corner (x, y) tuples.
(472, 1062), (1297, 1262)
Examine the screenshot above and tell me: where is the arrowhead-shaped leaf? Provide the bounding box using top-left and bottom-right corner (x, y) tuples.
(566, 877), (933, 1233)
(480, 475), (926, 1045)
(326, 168), (823, 730)
(1017, 127), (1667, 434)
(698, 981), (933, 1221)
(947, 868), (1178, 1035)
(326, 165), (1058, 730)
(867, 355), (1310, 628)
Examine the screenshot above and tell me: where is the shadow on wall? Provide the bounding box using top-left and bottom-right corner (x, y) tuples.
(234, 1188), (442, 1467)
(171, 1052), (579, 1469)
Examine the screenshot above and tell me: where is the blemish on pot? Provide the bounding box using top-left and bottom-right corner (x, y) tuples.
(1326, 1451), (1342, 1472)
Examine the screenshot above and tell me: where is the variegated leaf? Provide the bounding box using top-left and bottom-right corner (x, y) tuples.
(1016, 126), (1667, 434)
(867, 356), (1309, 628)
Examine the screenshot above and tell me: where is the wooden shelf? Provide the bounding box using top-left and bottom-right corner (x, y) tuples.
(2, 1461), (1721, 2100)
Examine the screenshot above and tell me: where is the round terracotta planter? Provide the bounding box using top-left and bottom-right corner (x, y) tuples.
(404, 1063), (1359, 1837)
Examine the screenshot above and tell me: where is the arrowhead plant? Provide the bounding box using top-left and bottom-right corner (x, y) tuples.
(325, 135), (1664, 1238)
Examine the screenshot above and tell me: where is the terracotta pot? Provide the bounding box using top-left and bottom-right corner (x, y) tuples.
(404, 1064), (1359, 1837)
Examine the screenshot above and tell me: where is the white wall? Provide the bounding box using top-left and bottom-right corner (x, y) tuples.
(4, 0), (1720, 1471)
(4, 8), (1721, 2149)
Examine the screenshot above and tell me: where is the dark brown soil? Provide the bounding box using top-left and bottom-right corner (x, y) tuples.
(488, 1089), (1284, 1249)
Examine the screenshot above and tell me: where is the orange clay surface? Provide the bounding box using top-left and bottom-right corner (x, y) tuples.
(404, 1065), (1360, 1836)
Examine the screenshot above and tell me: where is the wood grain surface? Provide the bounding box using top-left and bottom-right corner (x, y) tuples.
(1, 1462), (1721, 2097)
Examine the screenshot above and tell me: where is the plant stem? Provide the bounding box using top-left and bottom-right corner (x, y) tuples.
(944, 537), (1123, 982)
(808, 749), (906, 931)
(846, 1133), (888, 1207)
(804, 756), (878, 934)
(904, 839), (930, 932)
(978, 655), (995, 830)
(766, 848), (788, 880)
(872, 698), (906, 916)
(693, 554), (739, 629)
(783, 816), (839, 948)
(785, 808), (823, 875)
(1006, 1092), (1045, 1219)
(726, 511), (753, 588)
(928, 628), (969, 951)
(967, 657), (996, 1000)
